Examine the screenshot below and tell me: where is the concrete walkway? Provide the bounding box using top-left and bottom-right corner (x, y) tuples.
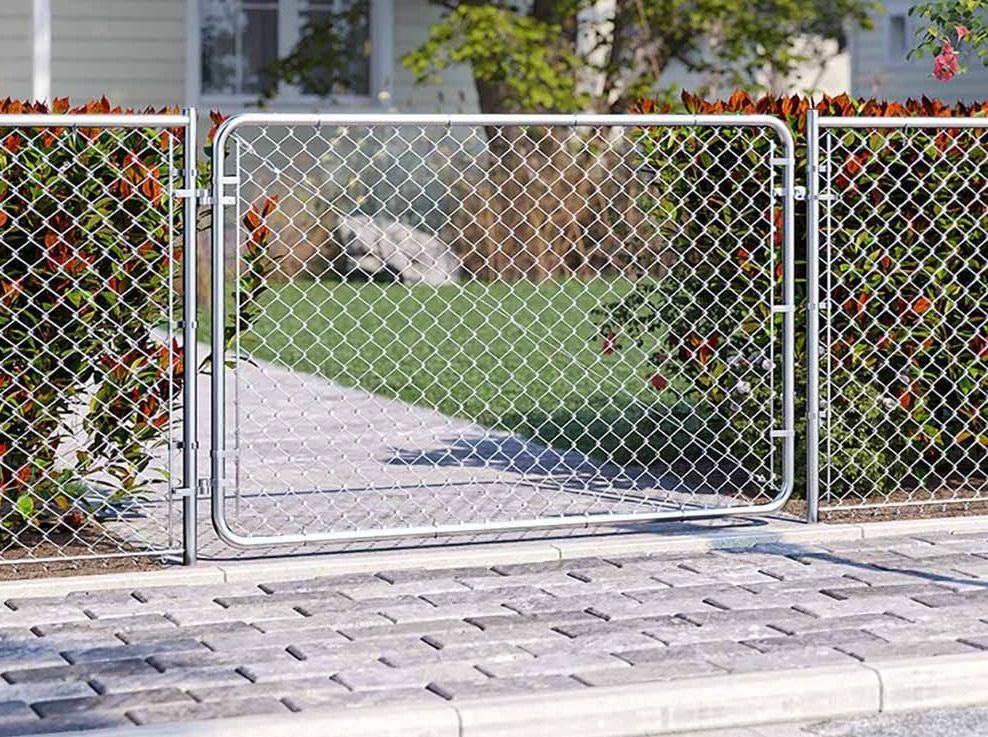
(119, 354), (763, 560)
(3, 523), (988, 735)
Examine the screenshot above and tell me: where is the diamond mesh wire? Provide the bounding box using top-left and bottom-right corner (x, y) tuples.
(0, 117), (192, 565)
(818, 122), (988, 512)
(212, 118), (794, 544)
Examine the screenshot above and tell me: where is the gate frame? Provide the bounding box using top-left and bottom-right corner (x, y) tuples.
(805, 111), (988, 519)
(0, 110), (198, 566)
(209, 112), (798, 549)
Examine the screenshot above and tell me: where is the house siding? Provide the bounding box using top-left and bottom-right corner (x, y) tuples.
(851, 3), (988, 102)
(0, 1), (33, 100)
(50, 0), (186, 109)
(390, 0), (478, 113)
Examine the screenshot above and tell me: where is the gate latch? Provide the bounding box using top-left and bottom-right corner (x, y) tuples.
(176, 188), (214, 206)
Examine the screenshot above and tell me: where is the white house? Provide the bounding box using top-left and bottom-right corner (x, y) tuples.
(0, 0), (985, 115)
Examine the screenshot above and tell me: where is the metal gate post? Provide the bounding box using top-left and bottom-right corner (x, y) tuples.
(805, 109), (821, 523)
(182, 108), (199, 564)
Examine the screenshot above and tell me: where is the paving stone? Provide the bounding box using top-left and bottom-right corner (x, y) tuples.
(0, 607), (90, 627)
(336, 661), (488, 691)
(237, 654), (355, 683)
(0, 711), (133, 735)
(260, 611), (394, 631)
(36, 614), (176, 640)
(742, 577), (868, 594)
(477, 653), (629, 679)
(553, 615), (686, 639)
(835, 637), (980, 661)
(338, 579), (472, 601)
(742, 629), (886, 654)
(259, 574), (379, 594)
(382, 642), (532, 667)
(149, 645), (296, 670)
(92, 665), (249, 694)
(0, 681), (97, 704)
(32, 687), (193, 718)
(644, 621), (792, 647)
(466, 611), (599, 630)
(214, 591), (355, 610)
(792, 596), (934, 619)
(458, 572), (576, 592)
(959, 635), (988, 650)
(573, 660), (726, 686)
(614, 641), (754, 666)
(522, 630), (659, 656)
(0, 701), (35, 719)
(820, 583), (954, 601)
(338, 618), (478, 642)
(186, 676), (348, 702)
(0, 640), (66, 670)
(128, 695), (289, 725)
(701, 589), (839, 612)
(678, 607), (815, 628)
(712, 646), (859, 673)
(166, 604), (303, 626)
(423, 623), (572, 650)
(377, 566), (498, 584)
(61, 639), (205, 665)
(587, 598), (716, 621)
(768, 612), (906, 636)
(117, 620), (257, 645)
(911, 590), (988, 608)
(382, 601), (510, 624)
(202, 626), (351, 651)
(285, 686), (446, 710)
(864, 619), (988, 643)
(420, 586), (547, 607)
(131, 584), (263, 604)
(287, 636), (433, 663)
(429, 674), (584, 700)
(2, 658), (153, 685)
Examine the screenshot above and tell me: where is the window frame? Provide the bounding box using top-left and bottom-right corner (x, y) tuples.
(885, 3), (916, 67)
(190, 0), (392, 109)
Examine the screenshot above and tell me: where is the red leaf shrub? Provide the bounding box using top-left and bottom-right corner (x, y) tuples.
(601, 91), (987, 498)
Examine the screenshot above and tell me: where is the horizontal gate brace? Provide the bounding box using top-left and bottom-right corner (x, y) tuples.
(771, 304), (795, 314)
(770, 429), (795, 439)
(170, 486), (193, 498)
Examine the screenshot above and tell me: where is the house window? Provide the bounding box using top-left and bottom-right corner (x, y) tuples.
(200, 0), (372, 100)
(889, 13), (909, 63)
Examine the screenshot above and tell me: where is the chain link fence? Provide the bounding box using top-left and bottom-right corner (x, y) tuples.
(209, 114), (796, 548)
(0, 113), (197, 568)
(810, 115), (988, 515)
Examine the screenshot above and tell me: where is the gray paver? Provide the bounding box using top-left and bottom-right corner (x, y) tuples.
(33, 688), (194, 718)
(127, 696), (290, 725)
(7, 529), (988, 733)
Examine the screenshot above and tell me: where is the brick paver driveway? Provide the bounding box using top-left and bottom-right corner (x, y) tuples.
(2, 530), (988, 734)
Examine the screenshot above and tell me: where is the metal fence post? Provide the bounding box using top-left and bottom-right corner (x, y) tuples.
(182, 108), (199, 564)
(805, 108), (820, 524)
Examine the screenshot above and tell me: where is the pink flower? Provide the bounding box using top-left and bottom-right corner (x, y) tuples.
(957, 25), (971, 41)
(933, 40), (960, 81)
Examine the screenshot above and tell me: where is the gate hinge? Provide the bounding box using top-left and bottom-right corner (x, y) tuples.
(773, 185), (803, 199)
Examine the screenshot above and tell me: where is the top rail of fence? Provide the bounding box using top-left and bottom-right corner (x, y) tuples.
(0, 114), (192, 128)
(212, 112), (795, 160)
(819, 116), (988, 129)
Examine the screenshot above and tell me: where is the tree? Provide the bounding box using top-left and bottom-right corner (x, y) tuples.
(909, 1), (987, 80)
(401, 0), (878, 115)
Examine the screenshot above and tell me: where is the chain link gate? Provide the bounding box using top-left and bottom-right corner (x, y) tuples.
(0, 111), (198, 567)
(209, 113), (796, 549)
(807, 111), (988, 518)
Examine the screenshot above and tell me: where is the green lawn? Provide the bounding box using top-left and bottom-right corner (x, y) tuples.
(225, 277), (705, 468)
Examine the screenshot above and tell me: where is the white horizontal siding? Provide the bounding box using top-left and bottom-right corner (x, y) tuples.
(50, 0), (186, 109)
(390, 0), (478, 113)
(0, 1), (32, 100)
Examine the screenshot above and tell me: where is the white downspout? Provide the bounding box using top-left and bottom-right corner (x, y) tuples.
(32, 0), (51, 103)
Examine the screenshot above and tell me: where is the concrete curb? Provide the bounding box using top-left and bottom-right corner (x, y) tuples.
(3, 514), (988, 597)
(31, 654), (988, 737)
